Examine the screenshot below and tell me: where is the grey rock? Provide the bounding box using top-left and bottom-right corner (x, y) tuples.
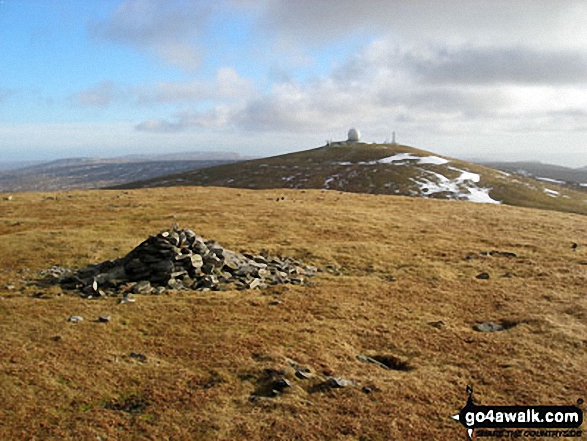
(295, 369), (312, 380)
(201, 263), (214, 274)
(129, 352), (147, 362)
(476, 272), (490, 280)
(489, 250), (517, 258)
(167, 279), (185, 290)
(249, 278), (262, 290)
(323, 377), (355, 389)
(203, 253), (223, 268)
(98, 315), (111, 323)
(474, 322), (505, 332)
(132, 280), (152, 294)
(357, 354), (391, 370)
(271, 378), (292, 392)
(189, 254), (203, 269)
(68, 315), (84, 323)
(149, 260), (174, 274)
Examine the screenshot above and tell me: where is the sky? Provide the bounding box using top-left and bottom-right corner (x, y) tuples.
(1, 0), (586, 167)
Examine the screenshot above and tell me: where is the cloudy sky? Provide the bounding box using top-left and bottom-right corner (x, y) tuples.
(1, 0), (586, 166)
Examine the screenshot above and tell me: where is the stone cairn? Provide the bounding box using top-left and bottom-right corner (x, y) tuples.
(50, 225), (317, 297)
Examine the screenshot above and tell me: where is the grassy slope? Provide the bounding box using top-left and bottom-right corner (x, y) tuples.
(1, 188), (586, 440)
(119, 144), (587, 216)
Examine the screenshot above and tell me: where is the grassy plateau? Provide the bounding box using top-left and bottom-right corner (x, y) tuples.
(0, 187), (586, 440)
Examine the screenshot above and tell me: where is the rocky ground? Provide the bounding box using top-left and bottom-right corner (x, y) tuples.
(41, 225), (317, 297)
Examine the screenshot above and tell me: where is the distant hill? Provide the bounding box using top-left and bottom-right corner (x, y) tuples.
(0, 156), (241, 193)
(119, 143), (587, 215)
(114, 151), (251, 162)
(481, 161), (587, 189)
(0, 160), (46, 171)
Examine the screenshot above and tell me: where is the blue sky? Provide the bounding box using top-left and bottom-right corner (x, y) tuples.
(1, 0), (586, 166)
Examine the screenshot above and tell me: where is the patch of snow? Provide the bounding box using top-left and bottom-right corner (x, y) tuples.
(580, 183), (587, 188)
(536, 177), (566, 184)
(448, 166), (481, 183)
(323, 174), (339, 189)
(375, 153), (449, 165)
(411, 167), (500, 204)
(337, 153), (449, 166)
(417, 156), (450, 165)
(467, 188), (500, 204)
(544, 188), (559, 197)
(496, 170), (511, 176)
(375, 153), (420, 164)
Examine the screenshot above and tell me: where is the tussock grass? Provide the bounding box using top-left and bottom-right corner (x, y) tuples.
(0, 187), (586, 440)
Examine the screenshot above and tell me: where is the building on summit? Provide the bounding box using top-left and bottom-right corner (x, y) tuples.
(328, 128), (362, 146)
(347, 128), (361, 143)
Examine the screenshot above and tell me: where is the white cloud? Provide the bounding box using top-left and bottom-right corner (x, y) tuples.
(260, 0), (587, 49)
(71, 67), (254, 110)
(133, 37), (587, 154)
(72, 0), (587, 166)
(91, 0), (210, 71)
(135, 67), (254, 104)
(69, 81), (126, 107)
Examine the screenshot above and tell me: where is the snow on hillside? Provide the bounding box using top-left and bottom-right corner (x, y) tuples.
(536, 176), (566, 184)
(335, 153), (499, 204)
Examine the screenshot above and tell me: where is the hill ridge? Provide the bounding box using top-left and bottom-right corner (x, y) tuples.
(118, 143), (587, 216)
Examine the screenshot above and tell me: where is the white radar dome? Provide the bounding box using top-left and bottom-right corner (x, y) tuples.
(347, 128), (361, 142)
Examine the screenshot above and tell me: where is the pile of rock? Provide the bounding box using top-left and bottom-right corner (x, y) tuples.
(53, 225), (317, 297)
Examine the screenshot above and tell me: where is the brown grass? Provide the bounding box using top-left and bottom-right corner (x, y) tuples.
(1, 188), (586, 440)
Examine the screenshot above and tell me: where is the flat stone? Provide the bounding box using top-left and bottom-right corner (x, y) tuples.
(295, 369), (312, 380)
(474, 322), (505, 332)
(271, 378), (292, 392)
(132, 280), (152, 294)
(189, 254), (204, 268)
(129, 352), (147, 362)
(98, 315), (111, 323)
(489, 250), (517, 258)
(476, 272), (490, 280)
(249, 278), (262, 290)
(68, 315), (84, 323)
(324, 377), (354, 389)
(203, 253), (223, 268)
(357, 354), (391, 370)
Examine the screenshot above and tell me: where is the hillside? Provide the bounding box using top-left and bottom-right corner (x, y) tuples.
(1, 187), (586, 440)
(481, 161), (587, 189)
(119, 143), (587, 216)
(0, 158), (238, 193)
